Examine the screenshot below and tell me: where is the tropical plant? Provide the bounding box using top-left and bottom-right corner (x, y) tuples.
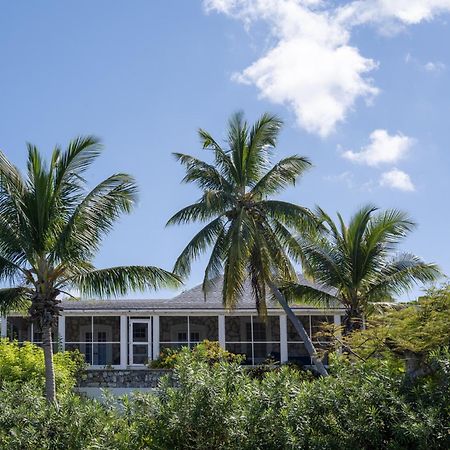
(0, 338), (84, 393)
(340, 285), (450, 377)
(0, 137), (181, 402)
(167, 111), (327, 375)
(281, 205), (440, 334)
(149, 339), (242, 368)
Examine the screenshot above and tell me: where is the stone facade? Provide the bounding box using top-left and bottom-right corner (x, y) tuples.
(79, 369), (172, 388)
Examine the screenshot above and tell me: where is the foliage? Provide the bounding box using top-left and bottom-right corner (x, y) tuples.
(0, 349), (448, 449)
(149, 340), (242, 368)
(281, 205), (440, 333)
(0, 383), (132, 450)
(0, 339), (83, 394)
(126, 350), (450, 450)
(167, 111), (315, 314)
(338, 285), (450, 372)
(168, 111), (327, 374)
(0, 137), (180, 400)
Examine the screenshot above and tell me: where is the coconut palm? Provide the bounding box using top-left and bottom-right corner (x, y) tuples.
(0, 137), (181, 402)
(167, 111), (328, 375)
(281, 205), (441, 334)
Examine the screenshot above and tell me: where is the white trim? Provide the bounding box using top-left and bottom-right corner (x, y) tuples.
(152, 315), (160, 360)
(218, 315), (225, 349)
(129, 318), (152, 366)
(1, 316), (7, 337)
(58, 315), (65, 349)
(120, 316), (127, 368)
(279, 315), (288, 363)
(59, 309), (345, 316)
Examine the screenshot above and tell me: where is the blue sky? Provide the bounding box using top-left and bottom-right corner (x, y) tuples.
(1, 1), (449, 299)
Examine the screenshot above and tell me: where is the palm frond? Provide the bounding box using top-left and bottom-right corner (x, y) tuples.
(246, 112), (283, 184)
(0, 287), (31, 315)
(260, 200), (317, 232)
(166, 200), (221, 226)
(173, 217), (226, 277)
(73, 266), (182, 298)
(222, 211), (251, 309)
(173, 153), (231, 191)
(366, 254), (441, 301)
(279, 282), (337, 308)
(252, 156), (311, 197)
(53, 173), (137, 262)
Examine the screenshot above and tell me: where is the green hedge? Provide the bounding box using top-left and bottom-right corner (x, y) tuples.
(0, 344), (448, 449)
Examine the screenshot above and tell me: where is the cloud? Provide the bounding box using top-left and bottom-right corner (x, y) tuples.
(424, 61), (446, 72)
(380, 168), (415, 191)
(324, 171), (355, 188)
(337, 0), (450, 31)
(342, 129), (414, 166)
(205, 0), (378, 137)
(204, 0), (450, 136)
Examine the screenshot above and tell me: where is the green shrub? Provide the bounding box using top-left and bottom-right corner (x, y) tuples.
(128, 349), (450, 450)
(0, 338), (84, 394)
(0, 382), (132, 450)
(149, 339), (242, 368)
(0, 340), (448, 449)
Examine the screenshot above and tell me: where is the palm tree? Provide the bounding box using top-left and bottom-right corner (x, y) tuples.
(167, 111), (328, 375)
(281, 205), (441, 334)
(0, 137), (181, 402)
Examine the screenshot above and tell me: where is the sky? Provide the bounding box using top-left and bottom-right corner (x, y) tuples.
(0, 0), (449, 300)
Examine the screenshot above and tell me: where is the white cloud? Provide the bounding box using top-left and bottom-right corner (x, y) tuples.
(337, 0), (450, 30)
(342, 129), (414, 166)
(204, 0), (450, 136)
(380, 168), (415, 191)
(205, 0), (378, 137)
(424, 61), (446, 72)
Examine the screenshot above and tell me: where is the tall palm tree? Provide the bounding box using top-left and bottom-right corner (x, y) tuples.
(281, 205), (441, 334)
(167, 111), (328, 375)
(0, 137), (181, 402)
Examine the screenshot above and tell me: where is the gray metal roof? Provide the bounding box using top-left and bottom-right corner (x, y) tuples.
(60, 274), (340, 312)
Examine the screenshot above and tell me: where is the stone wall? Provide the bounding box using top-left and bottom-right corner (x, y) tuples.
(79, 369), (172, 388)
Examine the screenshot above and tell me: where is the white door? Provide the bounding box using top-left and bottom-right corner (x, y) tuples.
(129, 319), (152, 365)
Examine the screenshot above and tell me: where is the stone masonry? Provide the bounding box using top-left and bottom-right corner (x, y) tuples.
(79, 369), (172, 388)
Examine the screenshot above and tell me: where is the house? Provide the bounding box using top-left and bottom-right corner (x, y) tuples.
(1, 276), (343, 368)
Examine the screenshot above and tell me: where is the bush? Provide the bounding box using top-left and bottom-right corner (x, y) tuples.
(149, 340), (242, 368)
(128, 349), (450, 450)
(0, 338), (84, 394)
(0, 340), (448, 449)
(0, 382), (131, 450)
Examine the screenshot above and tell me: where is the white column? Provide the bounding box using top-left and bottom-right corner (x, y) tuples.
(334, 314), (342, 354)
(152, 315), (160, 360)
(218, 315), (225, 349)
(120, 315), (128, 368)
(1, 316), (7, 337)
(280, 314), (288, 363)
(58, 315), (65, 350)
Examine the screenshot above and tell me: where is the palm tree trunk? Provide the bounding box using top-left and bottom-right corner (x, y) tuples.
(268, 281), (328, 376)
(343, 307), (364, 335)
(42, 325), (56, 403)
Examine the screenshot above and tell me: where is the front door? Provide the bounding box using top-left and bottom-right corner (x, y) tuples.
(129, 319), (151, 365)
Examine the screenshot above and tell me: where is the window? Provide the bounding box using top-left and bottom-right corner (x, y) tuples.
(225, 316), (280, 365)
(160, 316), (219, 351)
(7, 317), (59, 352)
(287, 315), (334, 365)
(65, 316), (121, 366)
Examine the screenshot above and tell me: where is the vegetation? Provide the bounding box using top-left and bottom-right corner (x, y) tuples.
(168, 111), (327, 374)
(281, 205), (440, 333)
(338, 285), (450, 377)
(0, 338), (84, 393)
(0, 138), (181, 402)
(0, 345), (448, 449)
(150, 339), (242, 368)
